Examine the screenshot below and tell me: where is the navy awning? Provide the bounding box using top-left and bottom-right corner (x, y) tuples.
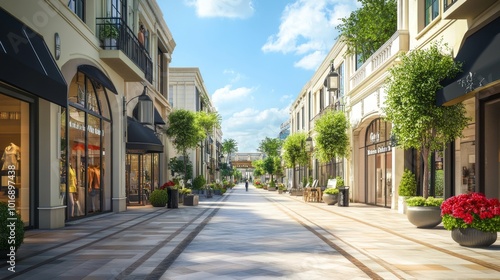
(0, 7), (67, 107)
(77, 65), (118, 94)
(126, 117), (163, 154)
(437, 16), (500, 106)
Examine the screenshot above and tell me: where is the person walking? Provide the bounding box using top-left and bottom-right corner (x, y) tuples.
(245, 179), (249, 192)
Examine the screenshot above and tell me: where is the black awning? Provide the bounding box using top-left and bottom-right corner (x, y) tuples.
(77, 65), (118, 94)
(133, 105), (166, 125)
(0, 7), (67, 107)
(437, 16), (500, 106)
(126, 117), (163, 154)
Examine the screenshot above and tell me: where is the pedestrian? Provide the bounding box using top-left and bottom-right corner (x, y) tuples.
(138, 24), (145, 46)
(245, 179), (249, 192)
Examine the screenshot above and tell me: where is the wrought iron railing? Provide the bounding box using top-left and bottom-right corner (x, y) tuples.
(96, 17), (153, 83)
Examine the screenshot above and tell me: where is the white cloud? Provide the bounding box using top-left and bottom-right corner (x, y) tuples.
(294, 50), (327, 70)
(185, 0), (254, 19)
(261, 0), (357, 70)
(212, 85), (255, 116)
(222, 107), (289, 152)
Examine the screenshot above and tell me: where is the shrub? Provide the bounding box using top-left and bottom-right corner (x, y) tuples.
(398, 169), (417, 197)
(0, 202), (24, 251)
(335, 176), (345, 187)
(192, 175), (206, 190)
(150, 189), (168, 207)
(324, 188), (339, 195)
(406, 196), (443, 207)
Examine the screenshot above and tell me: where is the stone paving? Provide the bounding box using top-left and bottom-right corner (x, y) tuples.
(1, 183), (500, 279)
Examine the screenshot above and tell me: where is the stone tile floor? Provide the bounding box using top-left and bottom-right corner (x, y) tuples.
(1, 183), (499, 279)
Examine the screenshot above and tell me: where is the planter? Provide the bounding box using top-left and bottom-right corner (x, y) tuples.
(451, 228), (497, 247)
(268, 187), (277, 191)
(103, 38), (117, 50)
(290, 189), (303, 196)
(167, 188), (179, 208)
(278, 189), (284, 194)
(406, 206), (442, 228)
(214, 189), (222, 195)
(322, 194), (338, 205)
(183, 194), (199, 206)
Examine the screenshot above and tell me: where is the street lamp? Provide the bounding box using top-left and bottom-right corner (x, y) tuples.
(325, 63), (339, 93)
(125, 86), (154, 126)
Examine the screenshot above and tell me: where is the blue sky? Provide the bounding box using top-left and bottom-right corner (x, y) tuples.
(159, 0), (358, 152)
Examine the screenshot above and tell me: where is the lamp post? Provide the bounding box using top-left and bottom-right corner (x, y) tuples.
(125, 85), (154, 126)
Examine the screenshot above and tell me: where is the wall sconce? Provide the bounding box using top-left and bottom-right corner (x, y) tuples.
(126, 86), (154, 126)
(325, 63), (339, 93)
(305, 136), (313, 153)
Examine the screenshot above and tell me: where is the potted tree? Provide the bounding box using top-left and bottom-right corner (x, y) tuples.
(322, 176), (344, 205)
(398, 169), (417, 214)
(282, 132), (309, 196)
(99, 21), (119, 49)
(405, 196), (444, 228)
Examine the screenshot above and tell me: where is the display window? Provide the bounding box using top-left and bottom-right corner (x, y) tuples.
(365, 118), (392, 207)
(61, 71), (112, 219)
(0, 93), (30, 226)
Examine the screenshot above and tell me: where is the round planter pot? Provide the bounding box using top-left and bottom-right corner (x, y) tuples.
(406, 206), (442, 228)
(451, 228), (497, 247)
(322, 194), (338, 205)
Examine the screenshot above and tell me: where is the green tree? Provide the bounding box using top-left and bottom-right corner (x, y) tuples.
(252, 159), (265, 178)
(168, 157), (193, 180)
(384, 42), (470, 198)
(314, 110), (349, 163)
(282, 132), (309, 189)
(195, 111), (221, 183)
(165, 109), (203, 183)
(337, 0), (397, 63)
(258, 137), (283, 185)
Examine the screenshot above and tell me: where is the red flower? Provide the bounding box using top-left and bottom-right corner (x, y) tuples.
(160, 181), (176, 190)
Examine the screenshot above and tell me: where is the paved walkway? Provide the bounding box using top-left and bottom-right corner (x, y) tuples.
(1, 183), (499, 279)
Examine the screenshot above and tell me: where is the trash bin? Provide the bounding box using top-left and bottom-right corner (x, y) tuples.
(338, 186), (350, 207)
(167, 188), (179, 208)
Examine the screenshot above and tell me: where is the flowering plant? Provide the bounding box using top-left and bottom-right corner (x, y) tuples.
(159, 180), (176, 190)
(441, 192), (500, 232)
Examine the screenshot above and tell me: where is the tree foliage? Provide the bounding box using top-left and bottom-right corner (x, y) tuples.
(168, 157), (193, 180)
(252, 159), (265, 178)
(336, 0), (397, 62)
(314, 110), (350, 163)
(195, 111), (221, 137)
(165, 109), (202, 182)
(222, 138), (238, 157)
(258, 137), (283, 157)
(384, 42), (470, 198)
(282, 132), (309, 189)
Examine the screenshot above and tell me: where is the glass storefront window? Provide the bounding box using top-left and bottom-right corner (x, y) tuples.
(64, 70), (112, 219)
(0, 93), (30, 225)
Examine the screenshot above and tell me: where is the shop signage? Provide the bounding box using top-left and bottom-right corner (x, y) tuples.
(366, 144), (392, 155)
(69, 120), (103, 136)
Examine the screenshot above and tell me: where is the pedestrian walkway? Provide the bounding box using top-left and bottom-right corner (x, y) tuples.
(1, 183), (499, 279)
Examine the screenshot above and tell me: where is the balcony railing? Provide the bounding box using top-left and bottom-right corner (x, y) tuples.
(350, 30), (408, 90)
(96, 17), (152, 83)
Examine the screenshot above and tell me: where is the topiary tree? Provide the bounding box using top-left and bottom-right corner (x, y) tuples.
(282, 132), (309, 189)
(398, 169), (417, 197)
(165, 109), (203, 184)
(384, 42), (470, 198)
(314, 110), (350, 168)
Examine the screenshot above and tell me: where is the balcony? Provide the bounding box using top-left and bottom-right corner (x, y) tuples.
(97, 18), (152, 83)
(443, 0), (498, 20)
(350, 30), (409, 90)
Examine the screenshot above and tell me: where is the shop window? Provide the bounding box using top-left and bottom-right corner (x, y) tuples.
(63, 71), (112, 219)
(0, 93), (30, 226)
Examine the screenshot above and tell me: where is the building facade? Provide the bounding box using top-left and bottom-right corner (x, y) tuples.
(0, 0), (175, 228)
(288, 0), (500, 209)
(168, 67), (222, 185)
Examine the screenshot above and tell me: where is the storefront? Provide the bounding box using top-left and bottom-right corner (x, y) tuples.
(125, 113), (164, 205)
(364, 118), (393, 207)
(437, 15), (500, 199)
(0, 7), (68, 227)
(60, 67), (116, 219)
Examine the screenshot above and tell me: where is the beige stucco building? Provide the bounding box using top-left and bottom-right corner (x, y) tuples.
(0, 0), (175, 228)
(288, 0), (500, 210)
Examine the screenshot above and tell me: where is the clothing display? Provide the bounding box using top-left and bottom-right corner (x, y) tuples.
(69, 166), (77, 193)
(1, 143), (20, 170)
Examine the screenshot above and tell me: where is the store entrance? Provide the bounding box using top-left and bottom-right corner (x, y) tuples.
(126, 153), (159, 205)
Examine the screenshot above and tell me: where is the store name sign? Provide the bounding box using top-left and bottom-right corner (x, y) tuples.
(367, 145), (391, 155)
(69, 121), (103, 136)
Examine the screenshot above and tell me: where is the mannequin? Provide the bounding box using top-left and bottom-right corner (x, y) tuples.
(1, 143), (20, 170)
(68, 165), (83, 217)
